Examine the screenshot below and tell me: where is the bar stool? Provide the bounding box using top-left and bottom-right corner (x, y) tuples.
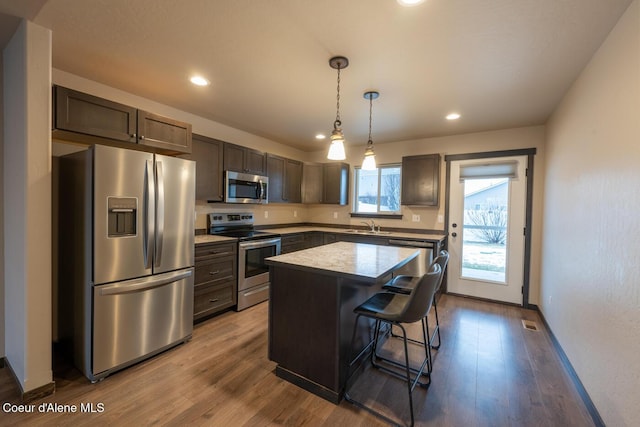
(345, 263), (442, 427)
(383, 250), (449, 349)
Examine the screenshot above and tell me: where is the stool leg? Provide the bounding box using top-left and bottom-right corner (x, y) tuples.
(399, 323), (416, 427)
(430, 296), (442, 350)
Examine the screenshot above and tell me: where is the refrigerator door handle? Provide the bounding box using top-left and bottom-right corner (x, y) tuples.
(155, 160), (165, 268)
(98, 269), (193, 296)
(144, 159), (155, 269)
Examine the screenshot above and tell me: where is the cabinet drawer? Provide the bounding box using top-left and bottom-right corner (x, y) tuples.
(194, 257), (235, 286)
(194, 281), (235, 320)
(195, 242), (236, 260)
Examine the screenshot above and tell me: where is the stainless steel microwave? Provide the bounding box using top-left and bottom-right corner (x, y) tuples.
(225, 171), (268, 204)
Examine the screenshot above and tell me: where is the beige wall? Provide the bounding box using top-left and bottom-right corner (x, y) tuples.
(543, 1), (639, 425)
(3, 20), (53, 392)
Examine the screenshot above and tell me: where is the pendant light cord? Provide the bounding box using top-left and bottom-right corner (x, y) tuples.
(367, 93), (373, 146)
(335, 66), (341, 129)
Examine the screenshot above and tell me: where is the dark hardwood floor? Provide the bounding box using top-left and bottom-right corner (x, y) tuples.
(0, 295), (594, 426)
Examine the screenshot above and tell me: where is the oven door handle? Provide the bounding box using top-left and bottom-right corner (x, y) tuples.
(239, 237), (281, 250)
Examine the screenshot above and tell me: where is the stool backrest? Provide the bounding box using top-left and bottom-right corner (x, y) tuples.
(432, 250), (449, 292)
(399, 263), (442, 323)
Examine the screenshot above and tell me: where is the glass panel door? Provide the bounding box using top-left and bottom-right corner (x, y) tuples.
(462, 178), (509, 283)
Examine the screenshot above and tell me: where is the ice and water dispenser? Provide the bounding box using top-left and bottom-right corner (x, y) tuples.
(107, 197), (137, 237)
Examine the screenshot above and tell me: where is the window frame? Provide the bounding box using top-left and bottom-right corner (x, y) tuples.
(351, 163), (403, 218)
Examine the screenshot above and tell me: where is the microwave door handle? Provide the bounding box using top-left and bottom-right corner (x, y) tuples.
(144, 159), (155, 269)
(155, 160), (165, 268)
(257, 179), (263, 201)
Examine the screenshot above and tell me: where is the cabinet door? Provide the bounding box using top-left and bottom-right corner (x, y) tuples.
(303, 163), (323, 204)
(245, 147), (267, 175)
(267, 154), (286, 203)
(285, 159), (303, 203)
(401, 154), (440, 206)
(190, 134), (224, 202)
(137, 110), (192, 154)
(223, 143), (266, 175)
(54, 85), (136, 143)
(323, 163), (349, 205)
(223, 142), (245, 172)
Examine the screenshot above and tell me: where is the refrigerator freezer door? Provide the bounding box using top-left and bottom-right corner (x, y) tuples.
(153, 154), (195, 274)
(92, 268), (194, 378)
(93, 145), (154, 284)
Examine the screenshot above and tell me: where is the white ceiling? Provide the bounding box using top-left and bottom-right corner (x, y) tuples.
(1, 0), (634, 151)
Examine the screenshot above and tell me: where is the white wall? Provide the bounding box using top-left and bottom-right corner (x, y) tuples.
(542, 1), (640, 425)
(3, 20), (53, 392)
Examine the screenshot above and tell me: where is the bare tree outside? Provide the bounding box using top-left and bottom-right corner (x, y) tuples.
(381, 172), (401, 211)
(465, 205), (507, 244)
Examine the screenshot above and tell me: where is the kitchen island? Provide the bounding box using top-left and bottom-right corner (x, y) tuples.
(266, 241), (421, 403)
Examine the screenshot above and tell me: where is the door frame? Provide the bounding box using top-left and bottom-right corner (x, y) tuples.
(444, 148), (536, 307)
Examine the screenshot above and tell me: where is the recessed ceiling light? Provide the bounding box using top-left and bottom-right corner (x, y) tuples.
(315, 134), (326, 140)
(397, 0), (426, 6)
(446, 113), (461, 120)
(190, 76), (210, 86)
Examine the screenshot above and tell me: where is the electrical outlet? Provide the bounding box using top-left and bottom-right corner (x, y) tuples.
(264, 211), (269, 219)
(437, 214), (444, 223)
(333, 212), (338, 219)
(293, 210), (298, 218)
(412, 214), (420, 222)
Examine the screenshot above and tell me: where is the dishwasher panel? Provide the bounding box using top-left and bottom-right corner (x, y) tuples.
(388, 239), (434, 277)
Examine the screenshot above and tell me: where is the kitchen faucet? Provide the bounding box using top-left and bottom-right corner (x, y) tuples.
(361, 220), (376, 232)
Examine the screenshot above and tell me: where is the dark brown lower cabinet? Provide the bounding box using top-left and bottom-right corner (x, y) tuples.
(194, 241), (237, 321)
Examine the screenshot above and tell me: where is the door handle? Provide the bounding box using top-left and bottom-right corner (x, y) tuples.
(155, 160), (165, 268)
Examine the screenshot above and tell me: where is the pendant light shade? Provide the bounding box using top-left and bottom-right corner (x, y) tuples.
(361, 91), (379, 170)
(327, 56), (348, 160)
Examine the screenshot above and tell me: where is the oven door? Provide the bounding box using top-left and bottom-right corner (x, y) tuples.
(238, 237), (281, 290)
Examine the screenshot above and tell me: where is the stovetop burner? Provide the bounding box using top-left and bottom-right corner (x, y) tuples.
(207, 212), (279, 241)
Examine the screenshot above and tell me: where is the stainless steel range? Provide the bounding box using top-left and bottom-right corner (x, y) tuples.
(208, 212), (281, 310)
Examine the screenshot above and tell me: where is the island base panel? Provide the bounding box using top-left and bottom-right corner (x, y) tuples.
(268, 266), (380, 402)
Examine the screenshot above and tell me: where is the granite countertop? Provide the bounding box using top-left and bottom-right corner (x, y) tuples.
(265, 226), (445, 242)
(194, 235), (238, 245)
(266, 241), (421, 281)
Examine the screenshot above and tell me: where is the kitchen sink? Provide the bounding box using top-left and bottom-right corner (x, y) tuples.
(344, 229), (392, 235)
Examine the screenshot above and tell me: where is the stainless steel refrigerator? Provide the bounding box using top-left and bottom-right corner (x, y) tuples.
(58, 144), (195, 382)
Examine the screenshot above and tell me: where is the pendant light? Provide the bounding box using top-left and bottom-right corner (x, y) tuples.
(327, 56), (348, 160)
(361, 91), (379, 170)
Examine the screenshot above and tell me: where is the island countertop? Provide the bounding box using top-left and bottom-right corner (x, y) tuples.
(266, 241), (421, 283)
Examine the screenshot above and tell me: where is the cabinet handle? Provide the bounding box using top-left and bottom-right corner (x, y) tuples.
(209, 270), (220, 275)
(131, 133), (137, 139)
(139, 135), (145, 140)
(209, 251), (231, 256)
(209, 298), (219, 303)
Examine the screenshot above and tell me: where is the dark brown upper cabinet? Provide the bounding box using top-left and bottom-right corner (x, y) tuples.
(401, 153), (441, 206)
(223, 142), (266, 175)
(323, 162), (349, 205)
(302, 163), (323, 204)
(285, 158), (303, 203)
(54, 85), (137, 143)
(52, 85), (192, 155)
(302, 162), (349, 205)
(267, 154), (302, 203)
(137, 110), (192, 154)
(184, 134), (224, 202)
